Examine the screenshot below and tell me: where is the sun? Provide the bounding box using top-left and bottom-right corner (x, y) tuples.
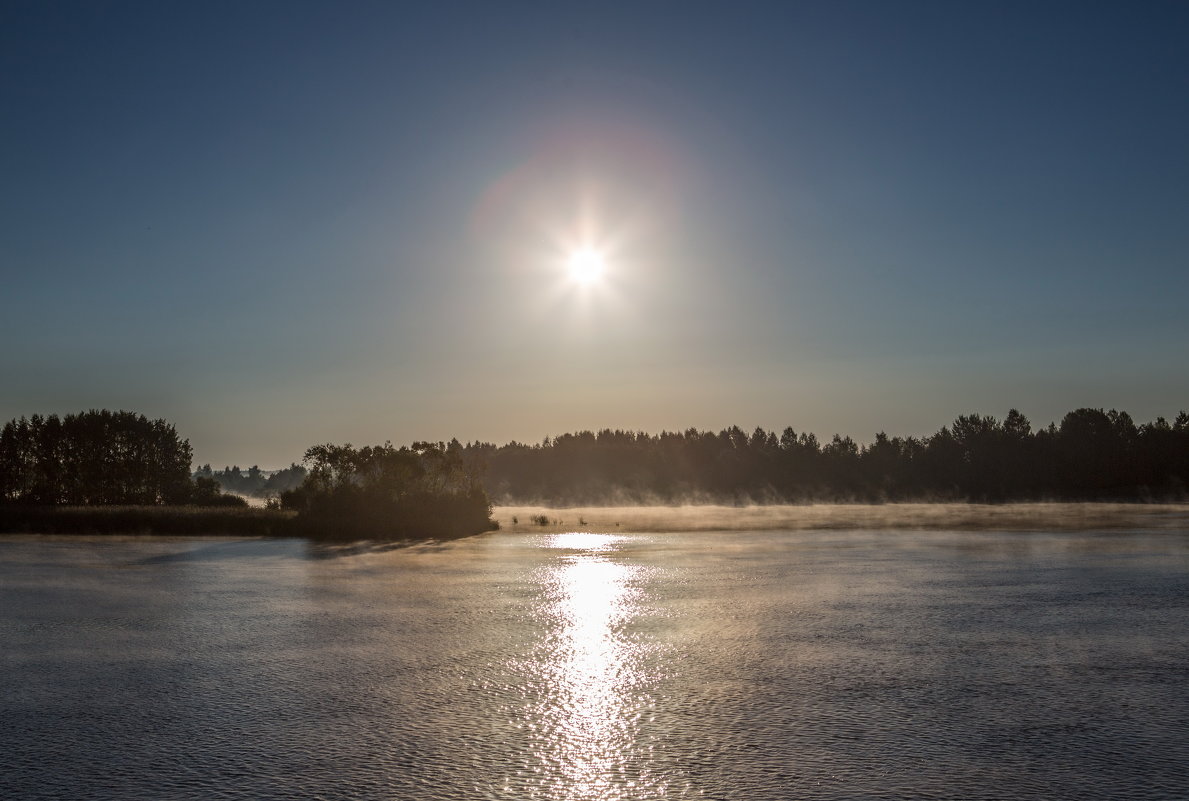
(567, 248), (605, 284)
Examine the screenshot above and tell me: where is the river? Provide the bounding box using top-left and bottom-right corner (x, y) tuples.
(2, 528), (1187, 799)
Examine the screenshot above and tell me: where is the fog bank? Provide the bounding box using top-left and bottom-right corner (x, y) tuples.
(495, 502), (1189, 533)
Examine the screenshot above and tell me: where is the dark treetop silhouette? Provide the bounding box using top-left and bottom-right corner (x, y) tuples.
(462, 408), (1189, 504)
(3, 407), (1187, 538)
(0, 413), (494, 540)
(0, 410), (198, 505)
(279, 441), (495, 541)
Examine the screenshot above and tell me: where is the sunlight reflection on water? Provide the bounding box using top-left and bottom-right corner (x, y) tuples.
(531, 533), (658, 800)
(6, 531), (1187, 800)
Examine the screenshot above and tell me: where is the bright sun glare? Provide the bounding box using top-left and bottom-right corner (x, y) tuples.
(567, 248), (605, 284)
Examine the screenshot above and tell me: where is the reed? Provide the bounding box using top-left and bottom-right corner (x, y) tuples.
(0, 505), (293, 537)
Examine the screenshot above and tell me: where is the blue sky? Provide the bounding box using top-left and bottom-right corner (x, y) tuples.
(3, 1), (1187, 467)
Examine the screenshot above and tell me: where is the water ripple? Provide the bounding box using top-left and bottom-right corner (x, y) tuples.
(1, 530), (1187, 799)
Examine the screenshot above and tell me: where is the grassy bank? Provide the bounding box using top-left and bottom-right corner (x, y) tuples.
(0, 504), (498, 542)
(0, 505), (294, 537)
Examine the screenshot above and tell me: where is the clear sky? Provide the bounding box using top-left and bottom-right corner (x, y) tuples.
(3, 1), (1187, 468)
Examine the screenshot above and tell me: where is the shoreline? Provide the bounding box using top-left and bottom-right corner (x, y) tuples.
(0, 505), (292, 537)
(494, 501), (1189, 533)
(2, 501), (1187, 538)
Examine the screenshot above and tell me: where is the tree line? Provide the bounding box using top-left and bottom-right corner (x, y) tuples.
(5, 406), (1188, 514)
(459, 408), (1189, 503)
(193, 463), (308, 498)
(0, 410), (200, 505)
(0, 410), (495, 541)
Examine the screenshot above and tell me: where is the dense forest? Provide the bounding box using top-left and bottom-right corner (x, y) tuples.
(460, 408), (1189, 504)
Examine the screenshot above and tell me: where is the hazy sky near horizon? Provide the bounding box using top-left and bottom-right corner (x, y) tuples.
(3, 1), (1188, 467)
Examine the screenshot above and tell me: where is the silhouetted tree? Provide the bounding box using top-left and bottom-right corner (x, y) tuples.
(0, 410), (193, 505)
(457, 408), (1188, 504)
(281, 441), (495, 540)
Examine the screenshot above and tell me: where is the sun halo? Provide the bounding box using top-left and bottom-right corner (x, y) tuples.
(567, 248), (605, 285)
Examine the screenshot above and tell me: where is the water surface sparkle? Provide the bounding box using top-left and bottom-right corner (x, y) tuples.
(2, 529), (1187, 800)
(529, 533), (656, 799)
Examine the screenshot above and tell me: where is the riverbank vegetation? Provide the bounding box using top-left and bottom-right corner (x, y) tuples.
(465, 408), (1189, 504)
(0, 412), (495, 541)
(4, 406), (1188, 538)
(0, 411), (209, 505)
(279, 441), (496, 541)
(0, 505), (289, 536)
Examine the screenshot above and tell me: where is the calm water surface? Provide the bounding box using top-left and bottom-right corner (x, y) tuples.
(2, 529), (1187, 800)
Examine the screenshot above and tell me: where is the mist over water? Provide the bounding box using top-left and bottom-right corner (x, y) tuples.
(3, 524), (1188, 800)
(498, 502), (1189, 532)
